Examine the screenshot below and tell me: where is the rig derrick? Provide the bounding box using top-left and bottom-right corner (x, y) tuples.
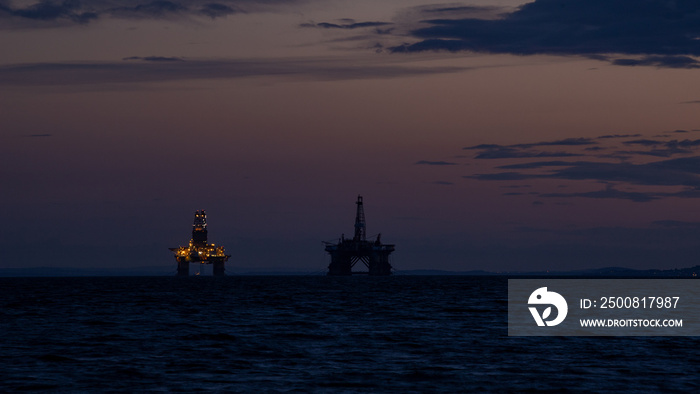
(324, 195), (395, 276)
(170, 210), (230, 276)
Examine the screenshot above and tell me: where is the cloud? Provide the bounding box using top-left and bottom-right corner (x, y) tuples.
(621, 138), (700, 148)
(108, 1), (188, 18)
(601, 137), (700, 157)
(622, 139), (664, 146)
(465, 134), (700, 169)
(540, 184), (658, 203)
(597, 134), (642, 139)
(514, 138), (596, 148)
(464, 143), (501, 150)
(611, 55), (700, 69)
(401, 4), (512, 23)
(388, 0), (700, 68)
(473, 157), (700, 189)
(415, 160), (457, 165)
(0, 0), (294, 27)
(497, 161), (588, 170)
(613, 138), (700, 157)
(199, 3), (238, 19)
(616, 148), (692, 158)
(540, 183), (700, 203)
(420, 5), (504, 16)
(667, 189), (700, 199)
(0, 0), (98, 25)
(123, 56), (184, 62)
(467, 172), (538, 181)
(464, 139), (594, 159)
(0, 56), (471, 87)
(300, 20), (392, 30)
(464, 138), (597, 159)
(473, 148), (581, 159)
(548, 159), (700, 187)
(457, 131), (700, 204)
(673, 139), (700, 147)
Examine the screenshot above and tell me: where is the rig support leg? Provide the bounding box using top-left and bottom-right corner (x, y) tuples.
(369, 252), (392, 276)
(177, 260), (189, 276)
(328, 254), (353, 276)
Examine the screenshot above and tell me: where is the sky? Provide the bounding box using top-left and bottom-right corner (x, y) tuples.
(2, 0), (700, 273)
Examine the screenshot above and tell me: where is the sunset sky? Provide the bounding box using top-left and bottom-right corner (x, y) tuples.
(3, 0), (700, 273)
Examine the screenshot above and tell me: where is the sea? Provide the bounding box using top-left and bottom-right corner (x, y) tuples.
(1, 275), (698, 392)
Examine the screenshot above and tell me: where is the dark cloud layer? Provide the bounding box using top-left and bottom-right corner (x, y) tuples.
(539, 182), (700, 202)
(597, 134), (643, 139)
(123, 56), (184, 62)
(199, 3), (238, 18)
(415, 160), (457, 166)
(0, 0), (291, 27)
(458, 133), (700, 203)
(465, 138), (597, 150)
(616, 138), (700, 157)
(515, 138), (596, 148)
(611, 55), (700, 69)
(470, 147), (581, 160)
(482, 157), (700, 188)
(0, 57), (469, 87)
(540, 184), (659, 203)
(1, 0), (98, 24)
(463, 138), (595, 160)
(623, 139), (664, 146)
(421, 5), (502, 15)
(466, 135), (700, 162)
(300, 20), (392, 30)
(389, 0), (700, 67)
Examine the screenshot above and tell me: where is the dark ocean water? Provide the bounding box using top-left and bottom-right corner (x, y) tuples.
(1, 276), (699, 392)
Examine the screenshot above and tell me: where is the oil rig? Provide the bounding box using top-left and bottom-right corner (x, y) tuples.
(324, 195), (395, 275)
(170, 210), (230, 276)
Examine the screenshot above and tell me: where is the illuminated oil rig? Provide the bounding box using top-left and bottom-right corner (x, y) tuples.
(170, 210), (230, 276)
(324, 195), (395, 276)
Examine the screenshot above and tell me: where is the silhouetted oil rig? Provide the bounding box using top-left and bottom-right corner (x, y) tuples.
(170, 210), (230, 276)
(324, 195), (395, 275)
